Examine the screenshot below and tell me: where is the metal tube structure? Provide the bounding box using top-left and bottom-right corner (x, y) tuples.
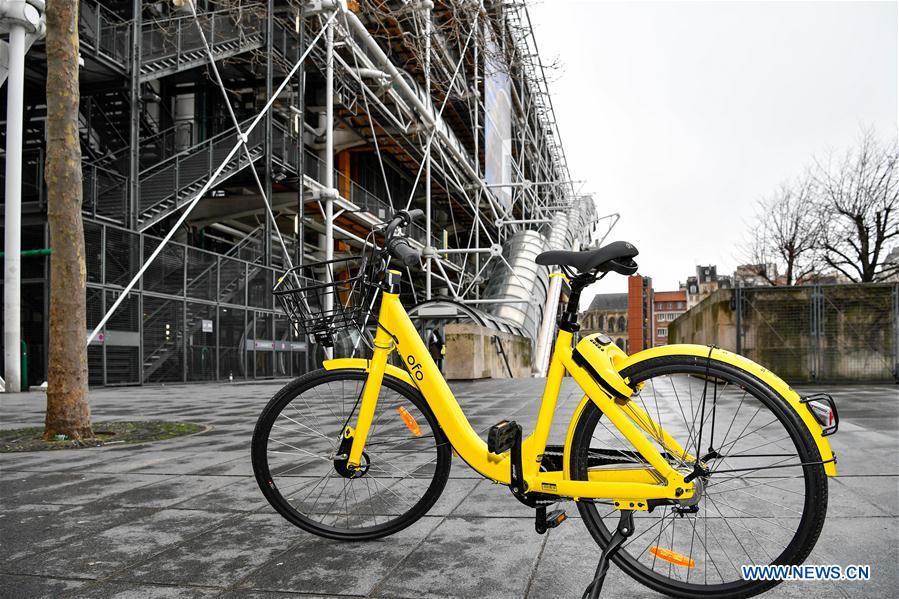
(43, 0), (605, 385)
(3, 24), (25, 391)
(424, 0), (433, 300)
(323, 11), (335, 357)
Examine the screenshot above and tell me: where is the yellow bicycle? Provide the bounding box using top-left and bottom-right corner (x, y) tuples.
(252, 210), (838, 598)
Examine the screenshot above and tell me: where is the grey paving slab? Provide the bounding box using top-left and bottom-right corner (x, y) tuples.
(371, 516), (545, 598)
(0, 503), (154, 564)
(92, 475), (237, 509)
(0, 574), (86, 599)
(237, 516), (442, 596)
(5, 472), (166, 506)
(449, 478), (536, 518)
(114, 513), (303, 587)
(832, 475), (899, 517)
(170, 477), (269, 513)
(14, 508), (229, 578)
(62, 582), (221, 599)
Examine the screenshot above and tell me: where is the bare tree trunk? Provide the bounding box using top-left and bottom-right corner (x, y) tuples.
(43, 0), (93, 440)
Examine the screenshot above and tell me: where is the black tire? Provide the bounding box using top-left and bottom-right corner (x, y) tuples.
(252, 368), (451, 541)
(569, 355), (828, 598)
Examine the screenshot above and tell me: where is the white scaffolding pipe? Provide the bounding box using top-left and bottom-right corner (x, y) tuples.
(1, 0), (42, 391)
(424, 1), (432, 300)
(324, 15), (335, 291)
(3, 25), (25, 392)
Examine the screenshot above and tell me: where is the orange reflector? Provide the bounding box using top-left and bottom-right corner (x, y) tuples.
(397, 406), (422, 437)
(649, 546), (695, 568)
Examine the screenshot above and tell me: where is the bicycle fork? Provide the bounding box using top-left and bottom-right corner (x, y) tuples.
(345, 325), (394, 469)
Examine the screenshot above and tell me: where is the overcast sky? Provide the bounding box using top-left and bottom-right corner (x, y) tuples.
(528, 0), (898, 296)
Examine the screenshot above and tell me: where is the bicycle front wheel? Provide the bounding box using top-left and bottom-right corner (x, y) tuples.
(569, 354), (828, 598)
(252, 368), (451, 541)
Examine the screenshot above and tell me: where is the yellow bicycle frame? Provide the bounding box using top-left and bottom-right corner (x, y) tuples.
(324, 283), (836, 505)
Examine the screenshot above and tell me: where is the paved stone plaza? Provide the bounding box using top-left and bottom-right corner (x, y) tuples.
(1, 378), (896, 599)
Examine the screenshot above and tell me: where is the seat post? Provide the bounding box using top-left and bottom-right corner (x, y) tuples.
(558, 274), (592, 333)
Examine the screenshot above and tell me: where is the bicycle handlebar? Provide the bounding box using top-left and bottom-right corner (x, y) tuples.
(383, 209), (423, 266)
(386, 237), (421, 266)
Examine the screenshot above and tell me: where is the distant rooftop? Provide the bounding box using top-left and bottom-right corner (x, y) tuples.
(585, 293), (628, 312)
(655, 290), (686, 302)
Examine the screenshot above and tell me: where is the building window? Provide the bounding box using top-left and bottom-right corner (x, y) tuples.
(657, 328), (667, 337)
(617, 316), (626, 331)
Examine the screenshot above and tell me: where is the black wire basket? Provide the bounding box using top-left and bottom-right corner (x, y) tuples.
(274, 250), (381, 348)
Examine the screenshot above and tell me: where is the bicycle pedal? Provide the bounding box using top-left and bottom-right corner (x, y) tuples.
(487, 420), (520, 455)
(535, 506), (567, 534)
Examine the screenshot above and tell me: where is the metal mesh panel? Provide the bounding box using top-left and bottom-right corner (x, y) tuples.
(142, 296), (183, 383)
(219, 306), (246, 380)
(819, 284), (897, 382)
(186, 248), (218, 301)
(248, 266), (273, 309)
(186, 302), (217, 381)
(104, 290), (141, 385)
(87, 288), (104, 386)
(104, 227), (140, 287)
(741, 287), (815, 382)
(218, 256), (247, 305)
(85, 221), (103, 284)
(251, 311), (274, 378)
(143, 236), (185, 296)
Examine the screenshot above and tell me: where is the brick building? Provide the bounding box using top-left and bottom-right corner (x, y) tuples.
(653, 290), (687, 346)
(627, 275), (654, 353)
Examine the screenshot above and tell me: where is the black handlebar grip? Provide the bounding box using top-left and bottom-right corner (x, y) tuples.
(406, 208), (424, 222)
(388, 237), (421, 267)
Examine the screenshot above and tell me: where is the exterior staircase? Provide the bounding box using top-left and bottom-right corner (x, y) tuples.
(139, 6), (264, 82)
(136, 118), (265, 230)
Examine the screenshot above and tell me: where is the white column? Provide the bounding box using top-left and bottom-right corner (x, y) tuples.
(3, 24), (26, 391)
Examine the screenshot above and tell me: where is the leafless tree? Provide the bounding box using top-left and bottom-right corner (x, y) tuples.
(44, 0), (94, 439)
(815, 131), (899, 283)
(744, 176), (821, 286)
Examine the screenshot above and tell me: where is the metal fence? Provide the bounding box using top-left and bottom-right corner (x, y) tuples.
(735, 284), (898, 383)
(84, 219), (312, 386)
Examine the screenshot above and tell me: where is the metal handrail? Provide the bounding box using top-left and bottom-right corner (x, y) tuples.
(141, 6), (264, 71)
(79, 0), (131, 68)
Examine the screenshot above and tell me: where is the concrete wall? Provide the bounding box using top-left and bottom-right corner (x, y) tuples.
(668, 284), (898, 383)
(667, 289), (738, 350)
(444, 323), (532, 379)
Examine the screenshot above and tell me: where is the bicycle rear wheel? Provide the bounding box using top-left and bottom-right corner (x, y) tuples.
(569, 355), (828, 598)
(252, 368), (451, 541)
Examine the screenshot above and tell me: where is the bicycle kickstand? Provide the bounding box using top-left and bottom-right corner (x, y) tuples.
(582, 510), (635, 599)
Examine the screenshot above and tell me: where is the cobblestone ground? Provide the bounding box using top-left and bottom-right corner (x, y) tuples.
(1, 378), (896, 599)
